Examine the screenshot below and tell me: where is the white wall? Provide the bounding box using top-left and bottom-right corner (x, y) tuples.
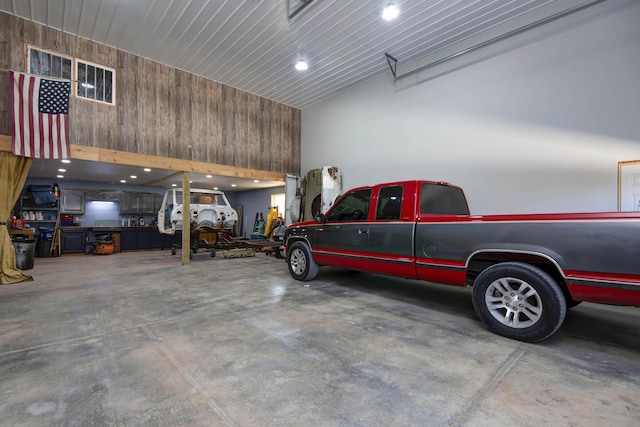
(301, 0), (640, 214)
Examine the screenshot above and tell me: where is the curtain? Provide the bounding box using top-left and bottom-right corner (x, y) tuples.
(0, 152), (33, 284)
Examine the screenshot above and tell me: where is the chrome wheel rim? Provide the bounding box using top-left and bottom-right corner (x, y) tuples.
(485, 277), (543, 329)
(290, 248), (307, 276)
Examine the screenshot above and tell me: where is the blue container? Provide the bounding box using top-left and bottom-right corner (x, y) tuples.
(39, 227), (53, 241)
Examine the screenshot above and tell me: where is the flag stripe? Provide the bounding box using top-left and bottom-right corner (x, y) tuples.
(10, 71), (71, 159)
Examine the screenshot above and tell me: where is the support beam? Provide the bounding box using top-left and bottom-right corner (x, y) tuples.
(182, 172), (191, 265)
(0, 134), (286, 182)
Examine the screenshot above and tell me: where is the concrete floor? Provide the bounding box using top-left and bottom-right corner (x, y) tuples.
(0, 250), (639, 427)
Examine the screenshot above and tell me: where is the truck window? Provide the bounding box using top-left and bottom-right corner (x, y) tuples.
(326, 188), (371, 222)
(420, 183), (469, 215)
(376, 186), (403, 220)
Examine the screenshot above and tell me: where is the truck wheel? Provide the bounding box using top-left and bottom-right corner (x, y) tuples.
(472, 262), (567, 343)
(287, 241), (319, 281)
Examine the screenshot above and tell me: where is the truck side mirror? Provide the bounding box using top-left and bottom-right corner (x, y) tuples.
(315, 213), (325, 223)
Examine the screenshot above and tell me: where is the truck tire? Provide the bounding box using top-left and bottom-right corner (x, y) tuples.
(287, 241), (319, 281)
(472, 262), (567, 343)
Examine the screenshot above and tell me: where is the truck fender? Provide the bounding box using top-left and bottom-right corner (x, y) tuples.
(465, 245), (568, 289)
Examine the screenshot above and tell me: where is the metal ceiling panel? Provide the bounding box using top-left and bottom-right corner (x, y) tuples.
(0, 0), (603, 189)
(1, 0), (596, 109)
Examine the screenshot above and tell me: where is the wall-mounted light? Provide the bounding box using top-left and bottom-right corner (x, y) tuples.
(295, 60), (308, 71)
(382, 4), (399, 21)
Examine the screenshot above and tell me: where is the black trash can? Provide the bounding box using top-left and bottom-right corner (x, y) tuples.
(13, 238), (37, 270)
(36, 240), (52, 257)
(36, 228), (53, 258)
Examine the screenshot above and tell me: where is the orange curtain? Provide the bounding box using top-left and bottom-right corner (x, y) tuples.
(0, 152), (33, 284)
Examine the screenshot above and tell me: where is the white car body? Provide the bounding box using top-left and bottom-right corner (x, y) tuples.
(157, 188), (238, 235)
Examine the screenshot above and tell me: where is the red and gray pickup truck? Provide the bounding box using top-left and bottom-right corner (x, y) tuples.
(284, 180), (640, 342)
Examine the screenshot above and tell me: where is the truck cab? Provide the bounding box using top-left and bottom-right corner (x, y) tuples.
(157, 188), (238, 235)
(287, 180), (469, 279)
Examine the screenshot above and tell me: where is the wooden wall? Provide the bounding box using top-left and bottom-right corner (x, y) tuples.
(0, 12), (301, 175)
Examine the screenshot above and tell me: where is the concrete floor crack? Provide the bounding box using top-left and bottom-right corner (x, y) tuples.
(447, 346), (526, 426)
(140, 324), (236, 427)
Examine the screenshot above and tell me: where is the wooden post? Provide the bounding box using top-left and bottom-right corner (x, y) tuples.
(182, 172), (190, 265)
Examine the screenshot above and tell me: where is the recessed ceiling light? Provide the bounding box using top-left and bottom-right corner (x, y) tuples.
(144, 168), (151, 172)
(172, 183), (177, 187)
(120, 179), (126, 183)
(213, 187), (218, 190)
(130, 175), (137, 179)
(57, 175), (64, 178)
(206, 175), (212, 179)
(382, 3), (399, 21)
(58, 168), (66, 172)
(231, 184), (237, 187)
(61, 159), (71, 164)
(295, 60), (308, 71)
(254, 180), (260, 183)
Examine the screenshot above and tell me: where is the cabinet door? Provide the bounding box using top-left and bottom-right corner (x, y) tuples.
(60, 191), (85, 214)
(120, 193), (139, 214)
(121, 229), (137, 250)
(139, 194), (156, 214)
(149, 228), (163, 249)
(136, 228), (151, 249)
(61, 229), (86, 253)
(153, 194), (164, 213)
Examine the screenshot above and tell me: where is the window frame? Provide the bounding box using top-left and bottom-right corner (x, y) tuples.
(26, 45), (73, 80)
(75, 58), (116, 105)
(375, 185), (403, 221)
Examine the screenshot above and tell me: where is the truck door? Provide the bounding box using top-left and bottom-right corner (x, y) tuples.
(368, 184), (417, 278)
(313, 188), (372, 271)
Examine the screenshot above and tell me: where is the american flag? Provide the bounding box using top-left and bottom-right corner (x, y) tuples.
(11, 71), (71, 159)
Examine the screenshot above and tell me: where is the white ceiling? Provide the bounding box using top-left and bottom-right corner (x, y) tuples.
(1, 0), (591, 109)
(2, 0), (593, 190)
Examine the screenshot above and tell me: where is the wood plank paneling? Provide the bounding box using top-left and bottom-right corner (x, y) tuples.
(0, 12), (300, 176)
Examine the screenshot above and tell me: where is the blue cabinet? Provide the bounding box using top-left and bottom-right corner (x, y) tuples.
(121, 227), (166, 250)
(61, 228), (86, 254)
(121, 228), (137, 250)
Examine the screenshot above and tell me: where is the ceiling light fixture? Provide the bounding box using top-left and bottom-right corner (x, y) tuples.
(144, 168), (151, 172)
(172, 184), (177, 187)
(120, 180), (126, 183)
(382, 3), (399, 21)
(61, 159), (70, 164)
(57, 175), (64, 178)
(130, 175), (137, 179)
(254, 180), (260, 183)
(295, 60), (308, 71)
(206, 175), (212, 179)
(58, 168), (66, 172)
(231, 184), (237, 187)
(213, 187), (218, 190)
